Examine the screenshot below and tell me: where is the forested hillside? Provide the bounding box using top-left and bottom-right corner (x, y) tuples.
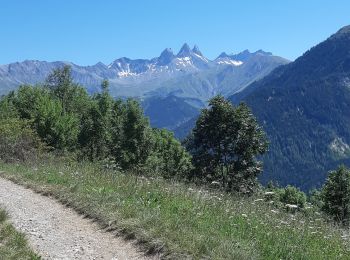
(230, 26), (350, 190)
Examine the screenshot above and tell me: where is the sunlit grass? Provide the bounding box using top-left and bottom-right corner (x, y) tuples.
(0, 208), (40, 260)
(1, 159), (349, 259)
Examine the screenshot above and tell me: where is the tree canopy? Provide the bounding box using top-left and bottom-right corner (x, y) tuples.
(187, 95), (268, 192)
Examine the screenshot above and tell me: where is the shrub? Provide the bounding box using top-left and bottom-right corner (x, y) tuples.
(308, 188), (323, 209)
(279, 185), (307, 208)
(0, 118), (44, 162)
(144, 129), (192, 178)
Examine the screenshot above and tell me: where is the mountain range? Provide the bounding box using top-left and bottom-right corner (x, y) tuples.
(0, 45), (288, 130)
(4, 26), (350, 192)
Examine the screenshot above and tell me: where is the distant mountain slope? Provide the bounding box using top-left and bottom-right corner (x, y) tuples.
(229, 25), (350, 191)
(0, 44), (288, 130)
(143, 95), (202, 130)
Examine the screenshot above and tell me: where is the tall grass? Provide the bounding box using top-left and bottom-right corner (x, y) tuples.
(0, 208), (40, 259)
(1, 159), (349, 259)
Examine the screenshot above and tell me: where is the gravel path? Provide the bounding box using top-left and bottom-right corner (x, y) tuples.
(0, 177), (154, 260)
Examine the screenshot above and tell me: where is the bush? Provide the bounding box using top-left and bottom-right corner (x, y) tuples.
(144, 129), (192, 178)
(0, 118), (44, 162)
(308, 189), (323, 209)
(279, 185), (307, 208)
(321, 165), (350, 224)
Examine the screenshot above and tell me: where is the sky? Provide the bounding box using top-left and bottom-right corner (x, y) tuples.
(0, 0), (349, 65)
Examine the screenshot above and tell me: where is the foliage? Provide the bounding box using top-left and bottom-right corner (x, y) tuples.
(321, 165), (350, 224)
(279, 185), (307, 208)
(79, 81), (113, 160)
(0, 66), (192, 178)
(10, 85), (45, 120)
(0, 118), (44, 162)
(145, 129), (193, 178)
(118, 99), (153, 169)
(34, 94), (79, 150)
(187, 95), (268, 192)
(308, 189), (323, 209)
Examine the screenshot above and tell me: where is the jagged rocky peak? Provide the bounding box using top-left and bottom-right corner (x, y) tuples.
(177, 43), (192, 57)
(192, 45), (203, 56)
(94, 61), (107, 68)
(233, 49), (252, 61)
(158, 48), (175, 65)
(217, 52), (230, 59)
(254, 49), (272, 56)
(226, 49), (272, 62)
(215, 49), (274, 66)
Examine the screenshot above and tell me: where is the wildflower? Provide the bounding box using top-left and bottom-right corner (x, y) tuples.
(285, 204), (298, 209)
(242, 213), (248, 218)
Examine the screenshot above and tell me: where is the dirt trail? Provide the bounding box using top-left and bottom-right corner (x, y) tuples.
(0, 177), (155, 260)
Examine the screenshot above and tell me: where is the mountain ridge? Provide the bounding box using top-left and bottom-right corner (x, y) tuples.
(0, 44), (289, 131)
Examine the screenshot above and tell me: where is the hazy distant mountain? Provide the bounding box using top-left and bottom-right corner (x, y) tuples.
(0, 44), (289, 130)
(228, 25), (350, 191)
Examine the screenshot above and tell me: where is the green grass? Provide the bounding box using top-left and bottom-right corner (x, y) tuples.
(0, 159), (349, 259)
(0, 208), (40, 260)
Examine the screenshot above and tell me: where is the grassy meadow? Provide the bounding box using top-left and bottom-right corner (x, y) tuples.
(0, 159), (349, 259)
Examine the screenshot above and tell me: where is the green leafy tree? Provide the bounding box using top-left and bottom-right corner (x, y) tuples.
(187, 95), (268, 192)
(79, 80), (113, 160)
(10, 85), (46, 120)
(45, 65), (90, 115)
(109, 99), (126, 163)
(79, 101), (103, 160)
(119, 99), (153, 169)
(34, 94), (79, 150)
(0, 95), (18, 120)
(45, 65), (73, 113)
(321, 165), (350, 224)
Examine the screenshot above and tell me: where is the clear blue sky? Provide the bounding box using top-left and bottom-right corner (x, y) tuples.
(1, 0), (349, 65)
